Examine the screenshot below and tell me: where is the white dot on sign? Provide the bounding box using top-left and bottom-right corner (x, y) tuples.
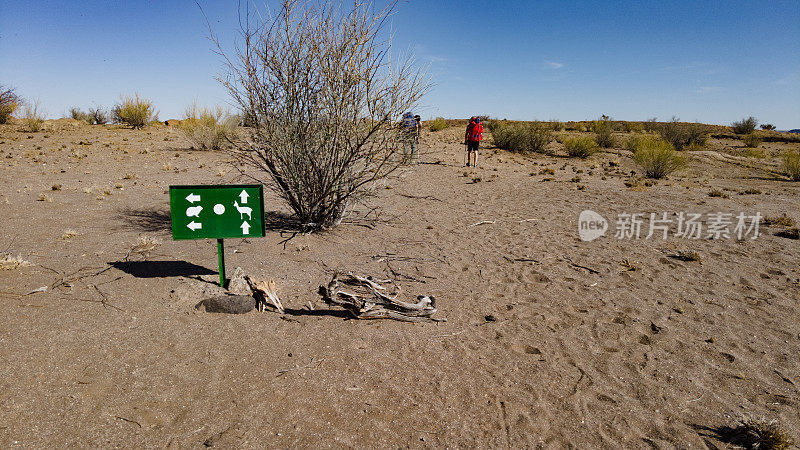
(214, 204), (225, 215)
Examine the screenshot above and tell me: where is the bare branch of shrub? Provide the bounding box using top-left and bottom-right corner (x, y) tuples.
(206, 0), (430, 229)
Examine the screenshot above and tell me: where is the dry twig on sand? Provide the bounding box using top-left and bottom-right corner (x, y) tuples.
(318, 272), (444, 323)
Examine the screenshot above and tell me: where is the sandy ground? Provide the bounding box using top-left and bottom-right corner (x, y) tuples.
(0, 120), (798, 448)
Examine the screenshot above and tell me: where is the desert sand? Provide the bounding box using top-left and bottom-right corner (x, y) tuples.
(0, 119), (798, 448)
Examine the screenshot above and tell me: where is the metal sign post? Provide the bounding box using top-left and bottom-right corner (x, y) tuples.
(169, 184), (266, 286)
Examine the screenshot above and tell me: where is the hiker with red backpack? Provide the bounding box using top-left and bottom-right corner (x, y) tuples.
(464, 117), (483, 167)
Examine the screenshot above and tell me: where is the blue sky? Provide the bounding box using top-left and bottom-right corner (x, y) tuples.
(1, 1), (798, 128)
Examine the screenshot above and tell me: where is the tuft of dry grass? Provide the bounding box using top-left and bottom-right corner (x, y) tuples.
(675, 250), (701, 262)
(708, 189), (729, 198)
(0, 252), (32, 270)
(762, 215), (795, 227)
(21, 100), (46, 132)
(61, 229), (79, 239)
(125, 235), (161, 261)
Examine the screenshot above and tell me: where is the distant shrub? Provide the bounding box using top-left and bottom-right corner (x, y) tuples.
(624, 135), (645, 152)
(632, 136), (686, 179)
(69, 107), (90, 123)
(743, 133), (761, 148)
(113, 93), (157, 129)
(0, 85), (22, 124)
(563, 136), (599, 158)
(644, 117), (659, 133)
(622, 121), (644, 133)
(760, 124), (776, 131)
(21, 100), (45, 132)
(492, 122), (553, 154)
(593, 118), (616, 148)
(658, 117), (708, 150)
(88, 106), (108, 125)
(784, 150), (800, 181)
(178, 104), (237, 150)
(548, 120), (564, 131)
(429, 117), (447, 132)
(731, 116), (758, 134)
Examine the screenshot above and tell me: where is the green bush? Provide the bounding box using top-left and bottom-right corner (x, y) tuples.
(113, 93), (157, 129)
(644, 117), (659, 133)
(21, 100), (45, 132)
(624, 135), (646, 152)
(178, 104), (238, 150)
(563, 136), (599, 158)
(548, 120), (565, 131)
(429, 117), (447, 132)
(743, 133), (761, 148)
(658, 117), (708, 150)
(731, 116), (758, 134)
(632, 137), (686, 179)
(0, 85), (22, 124)
(593, 118), (616, 148)
(784, 150), (800, 181)
(492, 122), (553, 154)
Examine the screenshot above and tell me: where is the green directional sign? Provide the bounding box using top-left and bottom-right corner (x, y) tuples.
(169, 184), (266, 240)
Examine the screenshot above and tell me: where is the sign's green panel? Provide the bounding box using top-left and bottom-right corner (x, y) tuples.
(169, 184), (266, 240)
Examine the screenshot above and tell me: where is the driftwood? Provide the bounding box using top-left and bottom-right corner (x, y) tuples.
(318, 272), (444, 323)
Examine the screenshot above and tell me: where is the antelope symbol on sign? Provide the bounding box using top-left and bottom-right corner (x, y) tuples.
(234, 201), (252, 220)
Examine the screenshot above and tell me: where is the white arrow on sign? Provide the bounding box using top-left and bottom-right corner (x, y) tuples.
(241, 221), (251, 235)
(186, 193), (201, 203)
(187, 221), (202, 231)
(239, 190), (249, 204)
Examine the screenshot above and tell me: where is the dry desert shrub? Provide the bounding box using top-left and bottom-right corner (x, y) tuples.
(125, 235), (161, 261)
(429, 117), (447, 132)
(0, 85), (22, 124)
(675, 250), (701, 262)
(563, 136), (598, 158)
(631, 136), (686, 178)
(743, 133), (761, 148)
(658, 117), (708, 150)
(491, 121), (553, 154)
(782, 150), (800, 181)
(113, 93), (157, 129)
(69, 107), (91, 123)
(592, 118), (616, 148)
(548, 120), (565, 131)
(213, 0), (429, 228)
(178, 104), (237, 150)
(88, 106), (108, 125)
(761, 123), (776, 130)
(731, 116), (758, 134)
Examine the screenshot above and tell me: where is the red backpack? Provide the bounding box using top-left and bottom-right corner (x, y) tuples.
(467, 120), (483, 142)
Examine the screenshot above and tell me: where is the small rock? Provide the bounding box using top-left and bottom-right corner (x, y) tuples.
(485, 314), (497, 322)
(227, 267), (251, 295)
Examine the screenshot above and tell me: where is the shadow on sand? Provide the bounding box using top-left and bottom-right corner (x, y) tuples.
(109, 260), (216, 278)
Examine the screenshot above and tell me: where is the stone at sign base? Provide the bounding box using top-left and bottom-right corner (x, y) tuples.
(195, 295), (255, 314)
(227, 266), (251, 296)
